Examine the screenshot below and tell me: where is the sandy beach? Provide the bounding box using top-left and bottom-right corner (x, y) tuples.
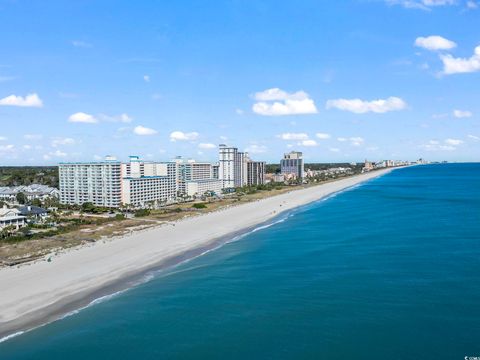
(0, 168), (394, 339)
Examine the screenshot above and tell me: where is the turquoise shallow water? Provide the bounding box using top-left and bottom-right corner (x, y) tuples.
(1, 164), (480, 359)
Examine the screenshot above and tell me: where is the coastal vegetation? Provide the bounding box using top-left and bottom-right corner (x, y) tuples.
(192, 203), (207, 209)
(0, 166), (379, 267)
(0, 166), (59, 188)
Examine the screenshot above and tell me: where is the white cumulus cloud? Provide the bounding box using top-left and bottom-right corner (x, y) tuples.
(326, 97), (407, 113)
(298, 139), (318, 147)
(421, 138), (463, 151)
(386, 0), (457, 10)
(0, 144), (15, 152)
(44, 150), (68, 159)
(72, 40), (93, 48)
(68, 112), (98, 123)
(252, 88), (318, 116)
(51, 137), (76, 147)
(24, 134), (43, 140)
(415, 36), (457, 51)
(170, 131), (199, 141)
(99, 113), (133, 123)
(134, 125), (158, 135)
(315, 133), (331, 139)
(453, 109), (473, 118)
(467, 0), (478, 8)
(349, 137), (365, 146)
(445, 138), (464, 145)
(441, 45), (480, 74)
(0, 93), (43, 107)
(198, 143), (216, 149)
(278, 133), (309, 140)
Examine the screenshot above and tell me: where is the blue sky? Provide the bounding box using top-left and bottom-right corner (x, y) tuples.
(0, 0), (479, 165)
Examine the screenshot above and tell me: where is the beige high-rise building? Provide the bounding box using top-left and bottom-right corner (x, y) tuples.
(246, 160), (266, 186)
(280, 151), (304, 180)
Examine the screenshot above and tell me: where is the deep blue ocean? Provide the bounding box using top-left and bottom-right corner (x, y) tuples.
(1, 164), (479, 359)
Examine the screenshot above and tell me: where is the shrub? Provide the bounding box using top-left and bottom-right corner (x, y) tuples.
(192, 203), (207, 209)
(134, 209), (151, 217)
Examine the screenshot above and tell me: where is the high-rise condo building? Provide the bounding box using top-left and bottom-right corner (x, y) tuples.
(59, 156), (122, 207)
(280, 151), (304, 180)
(121, 158), (178, 207)
(246, 161), (266, 186)
(218, 144), (237, 188)
(173, 157), (222, 197)
(234, 151), (248, 187)
(219, 145), (266, 188)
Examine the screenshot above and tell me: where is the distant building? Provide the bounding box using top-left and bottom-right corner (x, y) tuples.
(185, 179), (223, 197)
(18, 205), (48, 218)
(246, 161), (266, 186)
(212, 163), (219, 179)
(280, 151), (304, 180)
(219, 145), (266, 188)
(0, 184), (59, 203)
(121, 157), (178, 208)
(0, 206), (26, 229)
(174, 157), (219, 196)
(363, 159), (374, 172)
(269, 173), (285, 183)
(59, 156), (122, 208)
(218, 144), (237, 189)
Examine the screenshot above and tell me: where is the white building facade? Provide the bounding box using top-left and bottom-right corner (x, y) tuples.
(0, 207), (26, 229)
(218, 144), (237, 189)
(59, 157), (122, 208)
(121, 160), (178, 208)
(218, 144), (266, 189)
(185, 179), (223, 197)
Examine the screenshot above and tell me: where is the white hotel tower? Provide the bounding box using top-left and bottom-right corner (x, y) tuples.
(218, 144), (265, 188)
(59, 156), (122, 207)
(218, 144), (237, 188)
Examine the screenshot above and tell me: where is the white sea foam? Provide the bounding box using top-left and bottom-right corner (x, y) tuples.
(0, 331), (24, 344)
(59, 289), (128, 320)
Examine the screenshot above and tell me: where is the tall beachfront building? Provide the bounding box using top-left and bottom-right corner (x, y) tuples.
(234, 151), (248, 187)
(219, 145), (266, 188)
(218, 144), (237, 188)
(59, 156), (122, 207)
(121, 157), (178, 208)
(280, 151), (304, 180)
(246, 160), (266, 186)
(174, 157), (222, 197)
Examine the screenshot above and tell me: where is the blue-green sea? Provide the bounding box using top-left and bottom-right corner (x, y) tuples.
(1, 164), (479, 359)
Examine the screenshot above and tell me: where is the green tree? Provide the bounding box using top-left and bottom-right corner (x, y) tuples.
(81, 202), (96, 213)
(16, 192), (27, 204)
(31, 198), (42, 207)
(134, 209), (150, 217)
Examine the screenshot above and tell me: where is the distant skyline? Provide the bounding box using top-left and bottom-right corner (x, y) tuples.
(0, 0), (479, 165)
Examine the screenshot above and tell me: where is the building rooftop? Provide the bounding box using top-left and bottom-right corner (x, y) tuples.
(18, 206), (49, 216)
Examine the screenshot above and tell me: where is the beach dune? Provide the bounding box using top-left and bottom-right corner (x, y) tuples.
(0, 168), (393, 339)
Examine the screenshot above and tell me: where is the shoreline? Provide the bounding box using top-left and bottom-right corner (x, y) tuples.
(0, 168), (398, 340)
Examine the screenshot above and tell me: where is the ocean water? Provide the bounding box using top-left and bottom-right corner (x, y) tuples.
(1, 163), (480, 359)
